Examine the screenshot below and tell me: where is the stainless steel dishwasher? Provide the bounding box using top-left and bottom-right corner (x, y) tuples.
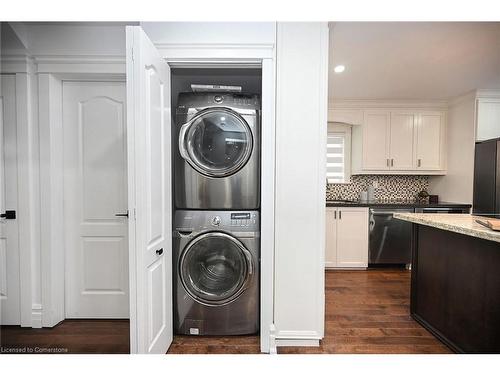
(369, 207), (414, 265)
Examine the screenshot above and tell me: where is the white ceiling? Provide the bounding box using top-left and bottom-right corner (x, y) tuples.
(329, 22), (500, 100)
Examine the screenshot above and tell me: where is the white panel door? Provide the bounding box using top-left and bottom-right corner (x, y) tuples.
(325, 208), (337, 268)
(0, 75), (20, 325)
(389, 112), (415, 170)
(362, 111), (390, 170)
(63, 81), (129, 318)
(336, 208), (368, 268)
(416, 112), (443, 170)
(126, 26), (172, 354)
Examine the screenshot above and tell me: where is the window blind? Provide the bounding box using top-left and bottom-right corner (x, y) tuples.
(326, 132), (345, 183)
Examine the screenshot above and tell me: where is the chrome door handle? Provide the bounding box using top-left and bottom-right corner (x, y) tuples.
(115, 211), (129, 218)
(178, 121), (191, 160)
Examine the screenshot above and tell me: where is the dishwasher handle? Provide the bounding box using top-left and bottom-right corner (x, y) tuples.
(369, 208), (415, 215)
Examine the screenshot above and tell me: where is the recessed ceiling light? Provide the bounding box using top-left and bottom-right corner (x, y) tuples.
(334, 65), (345, 73)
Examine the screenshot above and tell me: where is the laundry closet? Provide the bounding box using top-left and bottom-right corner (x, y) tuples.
(169, 67), (263, 337)
(0, 22), (328, 355)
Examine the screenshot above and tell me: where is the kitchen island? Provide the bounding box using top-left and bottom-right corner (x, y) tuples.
(394, 213), (500, 353)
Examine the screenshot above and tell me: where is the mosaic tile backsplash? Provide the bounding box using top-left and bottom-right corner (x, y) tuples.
(326, 175), (430, 201)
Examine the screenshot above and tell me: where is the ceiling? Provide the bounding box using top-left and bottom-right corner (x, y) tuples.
(329, 22), (500, 100)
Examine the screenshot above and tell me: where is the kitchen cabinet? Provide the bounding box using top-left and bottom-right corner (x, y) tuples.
(325, 207), (368, 268)
(390, 112), (416, 170)
(353, 108), (446, 174)
(362, 111), (390, 170)
(476, 98), (500, 141)
(416, 111), (445, 170)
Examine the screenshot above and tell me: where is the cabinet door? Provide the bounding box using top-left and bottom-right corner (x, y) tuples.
(362, 111), (390, 170)
(389, 112), (415, 170)
(336, 208), (368, 268)
(416, 112), (444, 170)
(325, 208), (337, 268)
(476, 98), (500, 141)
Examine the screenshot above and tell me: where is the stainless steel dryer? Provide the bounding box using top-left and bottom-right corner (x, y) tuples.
(174, 92), (261, 209)
(173, 210), (260, 336)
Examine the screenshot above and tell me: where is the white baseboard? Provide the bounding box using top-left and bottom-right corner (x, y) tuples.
(31, 304), (43, 328)
(276, 338), (320, 347)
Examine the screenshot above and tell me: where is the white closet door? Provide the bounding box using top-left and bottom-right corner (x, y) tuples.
(63, 81), (129, 318)
(390, 112), (415, 170)
(0, 75), (20, 325)
(126, 26), (173, 354)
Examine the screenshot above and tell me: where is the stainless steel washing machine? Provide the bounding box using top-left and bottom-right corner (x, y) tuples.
(174, 92), (261, 209)
(173, 210), (260, 336)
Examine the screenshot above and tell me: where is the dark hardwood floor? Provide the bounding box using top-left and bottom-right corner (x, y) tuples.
(168, 269), (450, 354)
(278, 269), (451, 354)
(0, 270), (451, 354)
(0, 319), (129, 354)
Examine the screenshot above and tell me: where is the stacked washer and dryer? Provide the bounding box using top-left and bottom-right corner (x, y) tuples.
(173, 92), (261, 335)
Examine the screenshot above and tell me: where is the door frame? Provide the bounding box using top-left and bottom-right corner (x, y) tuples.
(1, 58), (41, 327)
(147, 42), (277, 353)
(38, 68), (126, 327)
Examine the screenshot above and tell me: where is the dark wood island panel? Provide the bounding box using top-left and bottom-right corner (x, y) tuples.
(411, 224), (500, 353)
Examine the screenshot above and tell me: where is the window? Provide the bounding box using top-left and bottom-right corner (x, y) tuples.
(326, 122), (352, 183)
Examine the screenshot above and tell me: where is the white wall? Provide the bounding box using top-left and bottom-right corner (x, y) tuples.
(22, 22), (130, 56)
(429, 92), (476, 203)
(140, 22), (276, 45)
(274, 22), (328, 343)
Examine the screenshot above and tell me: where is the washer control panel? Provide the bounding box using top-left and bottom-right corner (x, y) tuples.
(174, 210), (260, 233)
(229, 212), (257, 227)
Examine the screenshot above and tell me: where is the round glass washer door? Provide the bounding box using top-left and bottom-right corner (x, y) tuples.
(180, 108), (253, 178)
(179, 232), (253, 306)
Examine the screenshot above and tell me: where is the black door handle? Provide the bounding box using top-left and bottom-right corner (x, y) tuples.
(156, 248), (163, 256)
(115, 211), (129, 218)
(0, 210), (16, 219)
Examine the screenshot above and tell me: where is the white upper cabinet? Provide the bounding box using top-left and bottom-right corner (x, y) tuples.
(351, 106), (447, 174)
(476, 98), (500, 141)
(390, 112), (415, 170)
(416, 112), (445, 170)
(362, 111), (390, 170)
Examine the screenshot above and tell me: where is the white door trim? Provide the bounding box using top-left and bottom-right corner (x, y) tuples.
(38, 71), (126, 328)
(155, 49), (276, 353)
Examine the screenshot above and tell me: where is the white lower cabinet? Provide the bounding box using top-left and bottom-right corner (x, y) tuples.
(325, 207), (369, 268)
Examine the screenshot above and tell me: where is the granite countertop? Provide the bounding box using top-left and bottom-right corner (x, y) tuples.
(325, 200), (472, 208)
(393, 213), (500, 243)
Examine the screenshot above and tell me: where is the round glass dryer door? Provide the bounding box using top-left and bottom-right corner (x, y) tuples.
(179, 232), (253, 306)
(181, 108), (253, 177)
